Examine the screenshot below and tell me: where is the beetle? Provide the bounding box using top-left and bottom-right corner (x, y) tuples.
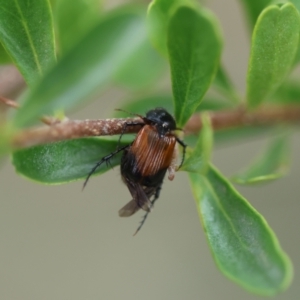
(83, 108), (186, 234)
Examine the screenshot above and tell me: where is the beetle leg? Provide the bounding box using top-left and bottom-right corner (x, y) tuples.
(117, 122), (144, 149)
(83, 144), (129, 190)
(175, 137), (187, 168)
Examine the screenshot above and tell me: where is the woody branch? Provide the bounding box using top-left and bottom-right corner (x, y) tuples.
(7, 103), (300, 149)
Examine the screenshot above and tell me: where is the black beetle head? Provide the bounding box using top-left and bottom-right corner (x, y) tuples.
(144, 108), (176, 137)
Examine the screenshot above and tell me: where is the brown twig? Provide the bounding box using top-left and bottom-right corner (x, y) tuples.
(12, 118), (143, 148)
(10, 105), (300, 149)
(0, 95), (19, 109)
(184, 105), (300, 134)
(0, 96), (65, 125)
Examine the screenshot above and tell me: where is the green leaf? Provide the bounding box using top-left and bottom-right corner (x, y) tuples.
(246, 3), (300, 108)
(272, 80), (300, 104)
(196, 96), (233, 111)
(0, 0), (56, 87)
(181, 114), (212, 173)
(147, 0), (191, 57)
(288, 1), (300, 64)
(13, 10), (147, 128)
(289, 1), (300, 63)
(0, 124), (14, 158)
(12, 138), (127, 184)
(238, 0), (272, 29)
(168, 6), (222, 127)
(0, 43), (11, 63)
(189, 165), (293, 295)
(54, 0), (102, 54)
(233, 135), (289, 184)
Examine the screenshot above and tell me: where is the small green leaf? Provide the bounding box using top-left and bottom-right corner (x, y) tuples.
(246, 3), (300, 108)
(13, 10), (147, 128)
(168, 6), (222, 127)
(233, 135), (289, 184)
(54, 0), (102, 54)
(238, 0), (272, 29)
(181, 114), (212, 173)
(147, 0), (191, 56)
(189, 165), (293, 295)
(213, 66), (239, 103)
(0, 0), (56, 87)
(114, 40), (166, 90)
(12, 138), (127, 184)
(196, 96), (233, 111)
(0, 124), (15, 158)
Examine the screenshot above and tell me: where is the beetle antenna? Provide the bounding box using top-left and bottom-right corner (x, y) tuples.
(115, 108), (143, 119)
(133, 197), (159, 236)
(133, 184), (162, 236)
(82, 161), (105, 191)
(133, 212), (150, 236)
